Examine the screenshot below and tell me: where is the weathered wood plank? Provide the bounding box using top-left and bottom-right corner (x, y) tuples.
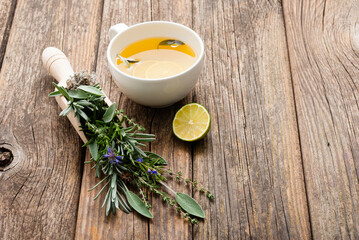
(149, 0), (194, 239)
(283, 0), (359, 239)
(75, 1), (152, 239)
(191, 0), (311, 239)
(0, 0), (16, 68)
(0, 0), (103, 239)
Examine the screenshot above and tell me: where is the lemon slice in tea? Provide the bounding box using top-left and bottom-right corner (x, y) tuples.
(173, 103), (211, 141)
(145, 61), (183, 79)
(132, 60), (159, 78)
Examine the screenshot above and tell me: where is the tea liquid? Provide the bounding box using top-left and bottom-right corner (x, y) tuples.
(116, 37), (197, 79)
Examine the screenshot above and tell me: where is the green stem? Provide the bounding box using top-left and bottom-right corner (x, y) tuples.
(159, 181), (176, 196)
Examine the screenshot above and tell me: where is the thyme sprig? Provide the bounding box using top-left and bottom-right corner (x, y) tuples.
(49, 72), (214, 224)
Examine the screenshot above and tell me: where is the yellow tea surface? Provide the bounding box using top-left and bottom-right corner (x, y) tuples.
(116, 37), (197, 79)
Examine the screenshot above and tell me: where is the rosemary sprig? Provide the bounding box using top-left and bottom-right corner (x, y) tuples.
(49, 71), (214, 224)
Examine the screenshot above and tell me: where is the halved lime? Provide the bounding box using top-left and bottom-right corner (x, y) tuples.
(173, 103), (211, 141)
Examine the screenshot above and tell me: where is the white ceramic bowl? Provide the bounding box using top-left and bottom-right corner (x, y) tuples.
(107, 21), (204, 107)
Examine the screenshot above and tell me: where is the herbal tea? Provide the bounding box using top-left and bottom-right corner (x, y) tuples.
(116, 37), (197, 79)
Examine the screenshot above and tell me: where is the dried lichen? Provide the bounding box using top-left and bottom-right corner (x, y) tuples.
(66, 71), (97, 90)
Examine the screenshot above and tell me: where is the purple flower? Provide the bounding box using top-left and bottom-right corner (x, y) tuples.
(136, 158), (143, 163)
(103, 147), (123, 165)
(147, 168), (158, 175)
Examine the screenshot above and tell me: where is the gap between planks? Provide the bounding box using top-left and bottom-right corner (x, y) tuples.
(0, 0), (17, 71)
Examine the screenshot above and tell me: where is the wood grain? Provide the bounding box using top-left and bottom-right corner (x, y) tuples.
(191, 0), (311, 239)
(283, 0), (359, 239)
(0, 0), (16, 68)
(2, 0), (358, 239)
(0, 0), (102, 239)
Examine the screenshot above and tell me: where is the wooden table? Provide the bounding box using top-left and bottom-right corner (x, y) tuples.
(1, 0), (358, 239)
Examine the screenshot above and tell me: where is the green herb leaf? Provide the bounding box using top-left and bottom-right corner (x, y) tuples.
(78, 85), (104, 96)
(126, 59), (139, 63)
(158, 39), (185, 47)
(48, 90), (62, 97)
(68, 89), (88, 99)
(144, 152), (167, 165)
(132, 133), (155, 138)
(103, 103), (116, 123)
(88, 141), (98, 160)
(116, 54), (139, 68)
(53, 82), (71, 99)
(76, 108), (89, 121)
(59, 106), (71, 116)
(117, 192), (131, 213)
(94, 180), (110, 200)
(132, 137), (156, 143)
(175, 193), (205, 218)
(106, 194), (111, 216)
(88, 175), (109, 191)
(77, 100), (92, 107)
(111, 174), (117, 189)
(125, 190), (153, 218)
(101, 188), (110, 208)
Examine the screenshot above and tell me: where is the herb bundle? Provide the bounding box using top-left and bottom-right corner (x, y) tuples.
(49, 72), (214, 224)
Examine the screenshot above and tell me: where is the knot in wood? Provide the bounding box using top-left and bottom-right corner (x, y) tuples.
(0, 147), (14, 171)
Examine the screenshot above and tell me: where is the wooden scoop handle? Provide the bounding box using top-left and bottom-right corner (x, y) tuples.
(42, 47), (75, 86)
(42, 47), (114, 143)
(42, 47), (88, 142)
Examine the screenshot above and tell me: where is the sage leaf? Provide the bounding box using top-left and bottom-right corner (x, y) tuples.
(68, 89), (88, 99)
(125, 190), (153, 218)
(103, 103), (116, 123)
(88, 141), (98, 160)
(53, 82), (71, 99)
(77, 100), (92, 107)
(78, 85), (104, 96)
(48, 90), (61, 97)
(158, 39), (185, 46)
(175, 193), (205, 218)
(59, 106), (71, 116)
(76, 108), (89, 121)
(116, 54), (139, 68)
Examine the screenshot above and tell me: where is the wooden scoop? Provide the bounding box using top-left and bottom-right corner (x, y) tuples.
(42, 47), (113, 143)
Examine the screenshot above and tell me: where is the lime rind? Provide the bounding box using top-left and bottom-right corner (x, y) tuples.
(172, 103), (211, 142)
